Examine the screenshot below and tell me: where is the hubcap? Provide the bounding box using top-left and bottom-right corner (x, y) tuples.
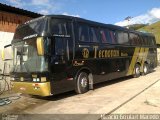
(136, 67), (140, 75)
(144, 66), (147, 73)
(81, 77), (88, 88)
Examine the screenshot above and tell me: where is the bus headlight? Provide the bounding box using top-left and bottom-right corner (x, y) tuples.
(33, 78), (40, 82)
(33, 78), (36, 82)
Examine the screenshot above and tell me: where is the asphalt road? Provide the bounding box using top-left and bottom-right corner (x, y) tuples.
(1, 67), (160, 120)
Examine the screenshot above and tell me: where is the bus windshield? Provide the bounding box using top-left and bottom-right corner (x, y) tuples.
(11, 38), (48, 73)
(13, 16), (48, 41)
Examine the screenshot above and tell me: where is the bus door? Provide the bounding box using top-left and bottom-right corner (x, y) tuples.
(51, 36), (73, 75)
(49, 19), (74, 75)
(55, 37), (69, 62)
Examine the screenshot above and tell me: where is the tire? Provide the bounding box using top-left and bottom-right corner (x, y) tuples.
(142, 63), (149, 75)
(133, 64), (141, 78)
(75, 72), (89, 94)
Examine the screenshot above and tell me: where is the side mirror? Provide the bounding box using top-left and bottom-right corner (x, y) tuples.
(36, 37), (44, 56)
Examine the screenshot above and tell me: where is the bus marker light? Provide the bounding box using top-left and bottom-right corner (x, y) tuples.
(41, 77), (46, 82)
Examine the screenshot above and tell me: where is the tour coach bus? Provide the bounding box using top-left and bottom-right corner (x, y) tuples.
(9, 15), (157, 96)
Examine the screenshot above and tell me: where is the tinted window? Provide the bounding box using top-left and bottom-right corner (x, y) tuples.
(100, 29), (116, 44)
(14, 17), (46, 40)
(50, 19), (71, 35)
(129, 33), (140, 45)
(117, 31), (129, 44)
(78, 23), (89, 42)
(110, 31), (116, 44)
(151, 37), (156, 46)
(141, 36), (156, 46)
(143, 37), (149, 46)
(89, 27), (99, 42)
(147, 37), (152, 45)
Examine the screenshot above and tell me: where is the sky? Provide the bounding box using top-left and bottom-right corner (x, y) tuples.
(1, 0), (160, 26)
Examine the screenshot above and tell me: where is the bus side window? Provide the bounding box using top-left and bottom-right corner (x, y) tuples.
(110, 31), (116, 44)
(139, 36), (143, 46)
(141, 37), (145, 46)
(134, 35), (140, 45)
(78, 24), (89, 42)
(117, 31), (129, 45)
(89, 27), (99, 43)
(149, 37), (152, 46)
(50, 19), (69, 35)
(145, 37), (148, 46)
(129, 33), (139, 46)
(100, 29), (116, 44)
(151, 37), (156, 46)
(100, 29), (108, 43)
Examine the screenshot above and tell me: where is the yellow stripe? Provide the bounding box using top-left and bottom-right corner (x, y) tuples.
(140, 47), (145, 65)
(137, 47), (144, 64)
(127, 47), (140, 75)
(141, 48), (149, 71)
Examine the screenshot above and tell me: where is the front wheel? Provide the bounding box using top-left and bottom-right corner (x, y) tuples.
(75, 72), (89, 94)
(133, 64), (141, 78)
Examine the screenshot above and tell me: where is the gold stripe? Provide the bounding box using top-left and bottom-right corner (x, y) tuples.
(12, 82), (51, 96)
(139, 47), (145, 67)
(127, 47), (140, 75)
(140, 48), (149, 71)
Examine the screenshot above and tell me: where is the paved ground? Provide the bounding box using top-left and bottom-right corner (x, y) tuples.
(1, 67), (160, 119)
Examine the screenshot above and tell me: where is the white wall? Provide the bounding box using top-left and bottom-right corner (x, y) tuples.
(0, 31), (14, 74)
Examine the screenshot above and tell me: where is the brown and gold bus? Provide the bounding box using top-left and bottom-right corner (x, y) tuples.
(9, 15), (157, 96)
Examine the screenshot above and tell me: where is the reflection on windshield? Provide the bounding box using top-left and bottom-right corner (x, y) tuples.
(14, 17), (47, 41)
(12, 38), (48, 73)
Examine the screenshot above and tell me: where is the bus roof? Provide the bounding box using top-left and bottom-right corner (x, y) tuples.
(16, 14), (155, 38)
(45, 15), (154, 37)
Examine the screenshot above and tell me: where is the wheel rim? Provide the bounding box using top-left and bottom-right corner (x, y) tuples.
(144, 65), (147, 73)
(81, 77), (88, 88)
(136, 66), (140, 75)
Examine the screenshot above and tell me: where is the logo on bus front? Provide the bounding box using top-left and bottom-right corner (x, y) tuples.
(82, 48), (89, 58)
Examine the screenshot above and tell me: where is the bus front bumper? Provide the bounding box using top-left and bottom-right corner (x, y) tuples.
(11, 81), (52, 96)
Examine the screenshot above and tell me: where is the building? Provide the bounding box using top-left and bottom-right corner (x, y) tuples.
(0, 3), (42, 73)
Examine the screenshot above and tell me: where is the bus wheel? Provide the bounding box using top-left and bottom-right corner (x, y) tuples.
(75, 72), (89, 94)
(133, 64), (141, 78)
(142, 63), (149, 75)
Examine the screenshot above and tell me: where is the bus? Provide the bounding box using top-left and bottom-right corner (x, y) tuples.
(9, 15), (157, 96)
